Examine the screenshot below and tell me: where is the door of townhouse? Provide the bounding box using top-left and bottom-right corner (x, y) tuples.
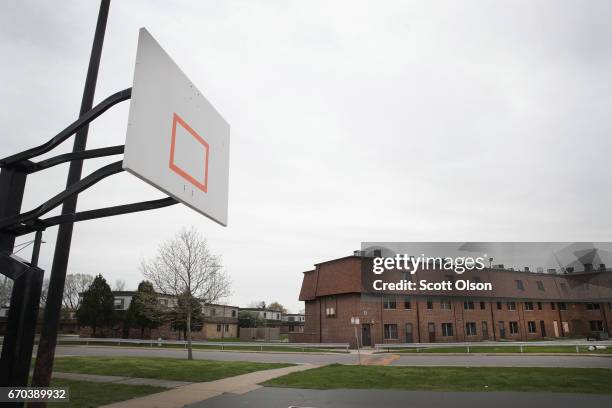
(405, 323), (414, 343)
(498, 321), (506, 339)
(553, 320), (559, 337)
(540, 320), (546, 337)
(482, 321), (489, 340)
(361, 324), (372, 347)
(428, 322), (436, 342)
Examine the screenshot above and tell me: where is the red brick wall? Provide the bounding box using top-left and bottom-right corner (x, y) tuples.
(291, 295), (612, 347)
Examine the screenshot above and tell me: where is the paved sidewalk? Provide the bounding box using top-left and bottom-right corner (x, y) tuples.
(99, 363), (322, 408)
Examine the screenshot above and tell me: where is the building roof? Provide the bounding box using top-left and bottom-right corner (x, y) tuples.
(299, 255), (612, 302)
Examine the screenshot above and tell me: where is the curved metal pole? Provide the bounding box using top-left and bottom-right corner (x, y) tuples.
(0, 160), (124, 231)
(0, 88), (131, 168)
(27, 145), (125, 173)
(12, 197), (178, 236)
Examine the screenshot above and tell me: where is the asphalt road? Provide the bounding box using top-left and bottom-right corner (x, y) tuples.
(186, 388), (612, 408)
(53, 345), (612, 368)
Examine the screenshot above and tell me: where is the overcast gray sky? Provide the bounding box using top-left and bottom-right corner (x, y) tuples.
(2, 1), (612, 312)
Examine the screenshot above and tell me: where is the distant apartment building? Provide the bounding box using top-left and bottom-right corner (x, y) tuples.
(289, 253), (612, 347)
(281, 313), (305, 335)
(238, 308), (283, 327)
(79, 290), (239, 340)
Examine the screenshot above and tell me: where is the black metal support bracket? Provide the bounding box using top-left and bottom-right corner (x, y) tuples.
(18, 145), (125, 174)
(0, 88), (131, 169)
(10, 197), (178, 237)
(0, 160), (124, 232)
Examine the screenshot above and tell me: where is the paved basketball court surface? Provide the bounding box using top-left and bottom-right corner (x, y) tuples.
(186, 388), (612, 408)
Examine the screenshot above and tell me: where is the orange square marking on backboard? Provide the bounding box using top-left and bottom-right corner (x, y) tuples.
(169, 112), (209, 192)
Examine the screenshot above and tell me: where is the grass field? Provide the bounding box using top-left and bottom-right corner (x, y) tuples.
(52, 356), (292, 382)
(263, 364), (612, 394)
(48, 378), (163, 408)
(56, 340), (348, 353)
(379, 345), (612, 354)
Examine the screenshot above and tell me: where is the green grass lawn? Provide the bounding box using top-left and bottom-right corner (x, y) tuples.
(52, 356), (292, 382)
(263, 364), (612, 394)
(382, 345), (612, 354)
(48, 378), (163, 408)
(57, 340), (348, 353)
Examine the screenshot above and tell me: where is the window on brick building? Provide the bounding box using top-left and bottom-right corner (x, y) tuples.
(384, 324), (398, 339)
(608, 302), (612, 310)
(113, 298), (124, 310)
(551, 302), (556, 310)
(527, 321), (536, 333)
(404, 297), (411, 309)
(496, 301), (502, 310)
(463, 301), (474, 310)
(537, 302), (542, 310)
(440, 300), (451, 310)
(232, 310), (237, 317)
(383, 296), (396, 310)
(225, 324), (229, 332)
(445, 274), (455, 282)
(525, 302), (534, 310)
(509, 321), (519, 334)
(558, 302), (567, 311)
(590, 320), (604, 331)
(325, 307), (336, 318)
(536, 281), (545, 291)
(586, 303), (600, 310)
(442, 323), (454, 336)
(427, 300), (433, 310)
(479, 301), (486, 310)
(473, 277), (482, 284)
(515, 280), (524, 290)
(216, 324), (222, 332)
(465, 322), (477, 336)
(507, 302), (516, 310)
(402, 271), (412, 282)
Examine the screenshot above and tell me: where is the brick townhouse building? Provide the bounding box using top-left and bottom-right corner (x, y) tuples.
(79, 291), (239, 340)
(289, 253), (612, 347)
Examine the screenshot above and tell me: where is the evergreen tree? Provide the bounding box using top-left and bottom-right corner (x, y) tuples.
(169, 294), (203, 340)
(238, 311), (264, 328)
(76, 274), (115, 336)
(126, 281), (164, 337)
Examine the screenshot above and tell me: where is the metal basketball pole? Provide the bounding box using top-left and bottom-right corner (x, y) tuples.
(31, 0), (111, 390)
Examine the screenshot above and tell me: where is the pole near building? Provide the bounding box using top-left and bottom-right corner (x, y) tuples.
(31, 0), (111, 390)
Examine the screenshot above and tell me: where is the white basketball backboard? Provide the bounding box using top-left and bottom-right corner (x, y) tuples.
(123, 28), (230, 226)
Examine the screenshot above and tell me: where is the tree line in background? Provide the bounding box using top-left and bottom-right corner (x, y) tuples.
(75, 275), (201, 339)
(77, 227), (230, 360)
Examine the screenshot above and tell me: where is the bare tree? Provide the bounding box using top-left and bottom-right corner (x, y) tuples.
(113, 279), (126, 291)
(63, 273), (94, 311)
(40, 278), (50, 308)
(0, 276), (12, 307)
(141, 227), (231, 360)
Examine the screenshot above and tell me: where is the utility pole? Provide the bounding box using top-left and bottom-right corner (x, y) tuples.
(31, 0), (111, 390)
